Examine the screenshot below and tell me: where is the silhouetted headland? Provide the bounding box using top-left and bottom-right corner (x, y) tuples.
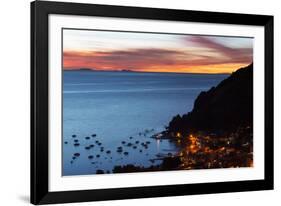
(168, 63), (253, 135)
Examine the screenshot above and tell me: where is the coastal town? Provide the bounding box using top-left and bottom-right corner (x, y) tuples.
(161, 125), (253, 170)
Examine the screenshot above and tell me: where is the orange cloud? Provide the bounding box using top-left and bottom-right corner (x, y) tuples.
(63, 46), (252, 74)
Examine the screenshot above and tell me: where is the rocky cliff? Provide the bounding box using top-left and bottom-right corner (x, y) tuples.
(168, 63), (253, 134)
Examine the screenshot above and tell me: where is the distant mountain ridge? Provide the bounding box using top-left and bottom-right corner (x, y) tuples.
(66, 68), (135, 72)
(168, 63), (253, 134)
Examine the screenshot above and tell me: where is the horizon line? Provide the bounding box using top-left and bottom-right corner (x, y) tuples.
(63, 68), (232, 75)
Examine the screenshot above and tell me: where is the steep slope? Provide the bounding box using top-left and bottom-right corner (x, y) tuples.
(168, 63), (253, 134)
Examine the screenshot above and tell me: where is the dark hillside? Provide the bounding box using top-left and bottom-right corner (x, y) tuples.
(168, 63), (253, 134)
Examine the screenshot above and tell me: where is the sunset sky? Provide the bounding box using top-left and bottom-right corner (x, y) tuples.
(63, 29), (253, 74)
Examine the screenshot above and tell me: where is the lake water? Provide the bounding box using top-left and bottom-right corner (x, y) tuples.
(63, 71), (228, 176)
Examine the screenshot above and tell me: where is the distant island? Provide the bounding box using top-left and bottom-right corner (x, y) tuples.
(66, 68), (135, 73)
(76, 68), (93, 71)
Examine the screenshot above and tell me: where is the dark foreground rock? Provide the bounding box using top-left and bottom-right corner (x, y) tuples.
(168, 63), (253, 135)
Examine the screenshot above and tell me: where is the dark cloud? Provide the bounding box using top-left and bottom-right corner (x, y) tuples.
(184, 36), (253, 64)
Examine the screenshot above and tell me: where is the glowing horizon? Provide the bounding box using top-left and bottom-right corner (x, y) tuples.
(63, 29), (253, 74)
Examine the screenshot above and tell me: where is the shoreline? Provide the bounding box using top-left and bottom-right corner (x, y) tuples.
(63, 117), (253, 175)
(109, 126), (253, 174)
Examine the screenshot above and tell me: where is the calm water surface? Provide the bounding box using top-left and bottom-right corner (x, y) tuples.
(63, 71), (228, 175)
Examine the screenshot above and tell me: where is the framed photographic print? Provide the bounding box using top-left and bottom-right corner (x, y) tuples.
(31, 0), (274, 204)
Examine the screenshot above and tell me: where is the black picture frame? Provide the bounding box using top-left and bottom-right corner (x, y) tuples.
(31, 0), (274, 204)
